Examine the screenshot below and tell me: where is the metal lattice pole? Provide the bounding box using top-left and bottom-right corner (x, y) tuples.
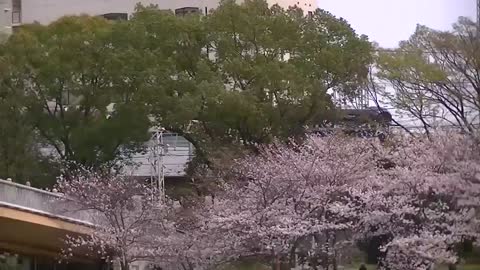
(477, 0), (480, 29)
(477, 0), (480, 32)
(477, 0), (480, 30)
(157, 129), (165, 201)
(148, 128), (165, 202)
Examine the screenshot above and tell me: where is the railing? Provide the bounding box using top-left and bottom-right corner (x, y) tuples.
(0, 179), (95, 225)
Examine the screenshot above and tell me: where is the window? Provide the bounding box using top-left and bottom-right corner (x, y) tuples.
(12, 0), (21, 24)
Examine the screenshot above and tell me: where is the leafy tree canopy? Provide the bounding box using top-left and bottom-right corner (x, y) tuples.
(0, 1), (373, 185)
(0, 16), (151, 179)
(133, 0), (373, 173)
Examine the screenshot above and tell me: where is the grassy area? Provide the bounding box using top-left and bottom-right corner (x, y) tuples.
(344, 263), (376, 270)
(461, 265), (480, 270)
(345, 263), (480, 270)
(217, 255), (480, 270)
(220, 260), (480, 270)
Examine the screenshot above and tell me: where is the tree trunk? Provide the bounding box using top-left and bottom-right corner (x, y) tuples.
(331, 232), (337, 270)
(289, 239), (300, 269)
(120, 261), (129, 270)
(271, 252), (281, 270)
(448, 263), (457, 270)
(275, 255), (281, 270)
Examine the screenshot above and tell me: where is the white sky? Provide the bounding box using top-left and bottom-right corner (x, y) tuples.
(318, 0), (477, 48)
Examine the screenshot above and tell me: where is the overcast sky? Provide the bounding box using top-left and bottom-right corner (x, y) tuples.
(319, 0), (477, 48)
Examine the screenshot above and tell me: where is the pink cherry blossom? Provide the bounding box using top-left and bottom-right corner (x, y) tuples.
(206, 132), (480, 270)
(56, 170), (181, 270)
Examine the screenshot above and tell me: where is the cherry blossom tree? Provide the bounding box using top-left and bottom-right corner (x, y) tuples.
(360, 132), (480, 270)
(55, 169), (241, 270)
(55, 171), (180, 270)
(53, 132), (480, 270)
(208, 132), (480, 270)
(207, 134), (383, 270)
(150, 205), (246, 270)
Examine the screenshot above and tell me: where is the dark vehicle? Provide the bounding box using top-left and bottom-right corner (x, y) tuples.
(310, 107), (393, 140)
(100, 13), (128, 21)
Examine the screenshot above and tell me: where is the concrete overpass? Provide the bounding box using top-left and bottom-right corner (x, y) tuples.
(0, 179), (105, 269)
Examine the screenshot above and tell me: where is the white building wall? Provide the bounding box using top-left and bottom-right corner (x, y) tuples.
(21, 0), (220, 25)
(0, 0), (12, 36)
(20, 0), (317, 25)
(271, 0), (317, 12)
(124, 133), (193, 178)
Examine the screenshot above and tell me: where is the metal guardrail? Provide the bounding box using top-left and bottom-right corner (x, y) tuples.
(0, 179), (95, 225)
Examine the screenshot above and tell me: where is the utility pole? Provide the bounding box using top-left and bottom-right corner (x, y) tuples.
(148, 127), (166, 201)
(477, 0), (480, 31)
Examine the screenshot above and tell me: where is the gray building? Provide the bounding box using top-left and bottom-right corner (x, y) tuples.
(1, 0), (317, 33)
(19, 0), (220, 25)
(122, 131), (194, 178)
(0, 0), (16, 35)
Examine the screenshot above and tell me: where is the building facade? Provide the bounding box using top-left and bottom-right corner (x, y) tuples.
(4, 0), (318, 27)
(272, 0), (316, 12)
(0, 0), (12, 35)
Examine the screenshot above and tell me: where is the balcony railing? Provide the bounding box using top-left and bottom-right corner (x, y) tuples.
(0, 179), (95, 225)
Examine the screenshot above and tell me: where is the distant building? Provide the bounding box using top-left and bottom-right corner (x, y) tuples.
(0, 0), (18, 35)
(122, 131), (194, 179)
(1, 0), (318, 31)
(272, 0), (316, 12)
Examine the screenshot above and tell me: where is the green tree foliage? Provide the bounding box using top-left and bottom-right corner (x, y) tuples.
(376, 17), (480, 135)
(0, 1), (373, 186)
(0, 77), (52, 186)
(0, 16), (151, 177)
(134, 0), (373, 173)
(205, 0), (372, 141)
(0, 36), (58, 186)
